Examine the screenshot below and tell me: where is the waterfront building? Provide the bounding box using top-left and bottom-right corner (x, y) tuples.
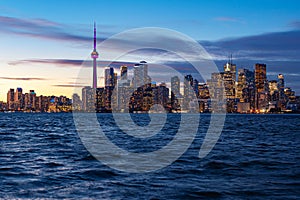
(120, 66), (128, 80)
(198, 83), (210, 112)
(104, 67), (115, 87)
(171, 76), (180, 96)
(95, 87), (105, 112)
(7, 88), (15, 111)
(14, 87), (23, 111)
(255, 63), (268, 111)
(171, 76), (181, 111)
(72, 93), (82, 111)
(277, 74), (286, 110)
(269, 80), (279, 101)
(117, 67), (132, 112)
(132, 61), (151, 89)
(153, 83), (169, 110)
(82, 86), (95, 112)
(278, 74), (285, 98)
(236, 68), (255, 112)
(183, 74), (195, 110)
(255, 63), (267, 93)
(29, 90), (36, 110)
(223, 62), (236, 99)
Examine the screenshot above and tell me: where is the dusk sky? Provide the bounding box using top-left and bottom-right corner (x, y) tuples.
(0, 0), (300, 100)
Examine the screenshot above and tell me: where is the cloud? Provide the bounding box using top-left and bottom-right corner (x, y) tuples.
(0, 15), (110, 44)
(288, 20), (300, 29)
(52, 84), (87, 88)
(202, 30), (300, 62)
(214, 17), (244, 23)
(214, 17), (238, 22)
(9, 59), (84, 67)
(9, 59), (137, 68)
(0, 77), (46, 81)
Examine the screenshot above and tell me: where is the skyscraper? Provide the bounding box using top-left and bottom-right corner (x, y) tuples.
(14, 87), (23, 111)
(171, 76), (180, 96)
(183, 74), (195, 110)
(193, 79), (199, 96)
(153, 83), (169, 110)
(255, 63), (267, 93)
(171, 76), (181, 111)
(198, 83), (210, 113)
(223, 61), (236, 99)
(236, 68), (255, 112)
(255, 63), (268, 111)
(224, 61), (237, 81)
(95, 88), (105, 112)
(7, 89), (14, 110)
(104, 67), (115, 87)
(114, 72), (118, 87)
(118, 65), (132, 112)
(120, 66), (128, 80)
(29, 90), (36, 110)
(269, 80), (279, 101)
(133, 61), (150, 89)
(72, 93), (82, 111)
(278, 74), (285, 99)
(91, 22), (99, 89)
(82, 86), (95, 112)
(236, 68), (254, 102)
(207, 72), (226, 112)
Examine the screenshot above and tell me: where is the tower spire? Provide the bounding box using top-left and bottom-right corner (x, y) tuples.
(93, 22), (96, 50)
(91, 22), (99, 89)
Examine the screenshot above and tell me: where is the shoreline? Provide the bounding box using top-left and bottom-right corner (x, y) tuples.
(0, 111), (300, 115)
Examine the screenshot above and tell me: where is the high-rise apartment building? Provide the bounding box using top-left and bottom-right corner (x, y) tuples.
(223, 62), (236, 99)
(153, 83), (169, 109)
(133, 61), (151, 89)
(236, 69), (255, 102)
(278, 74), (285, 99)
(255, 63), (268, 111)
(14, 87), (23, 111)
(117, 66), (132, 112)
(120, 66), (128, 80)
(72, 93), (82, 111)
(7, 88), (14, 110)
(255, 63), (267, 93)
(104, 67), (115, 87)
(269, 80), (279, 100)
(171, 76), (180, 96)
(29, 90), (36, 110)
(82, 86), (95, 112)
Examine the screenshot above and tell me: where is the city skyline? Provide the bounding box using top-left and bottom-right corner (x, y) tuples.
(0, 0), (300, 101)
(1, 23), (299, 113)
(2, 57), (298, 114)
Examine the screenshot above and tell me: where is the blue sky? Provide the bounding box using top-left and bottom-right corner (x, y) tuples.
(2, 0), (299, 40)
(0, 0), (300, 100)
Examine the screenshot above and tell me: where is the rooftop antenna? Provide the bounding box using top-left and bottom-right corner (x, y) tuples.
(93, 21), (96, 50)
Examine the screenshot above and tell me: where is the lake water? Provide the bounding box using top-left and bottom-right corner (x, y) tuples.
(0, 113), (299, 199)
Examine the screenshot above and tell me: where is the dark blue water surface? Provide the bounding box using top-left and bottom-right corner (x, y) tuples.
(0, 113), (299, 199)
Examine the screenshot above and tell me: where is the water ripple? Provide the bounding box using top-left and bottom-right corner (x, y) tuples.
(0, 113), (299, 199)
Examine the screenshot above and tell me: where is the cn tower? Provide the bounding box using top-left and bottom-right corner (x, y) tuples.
(91, 22), (99, 89)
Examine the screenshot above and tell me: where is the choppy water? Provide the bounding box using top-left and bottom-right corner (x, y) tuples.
(0, 113), (299, 199)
